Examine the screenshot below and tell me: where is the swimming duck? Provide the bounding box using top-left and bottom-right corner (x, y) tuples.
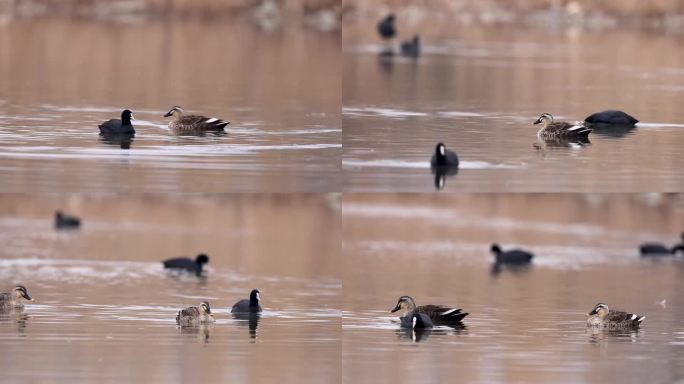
(490, 244), (533, 264)
(0, 285), (34, 311)
(54, 211), (80, 230)
(98, 109), (135, 135)
(163, 106), (229, 134)
(377, 14), (396, 40)
(401, 35), (420, 57)
(391, 295), (468, 324)
(162, 253), (209, 276)
(430, 142), (459, 168)
(176, 301), (215, 325)
(533, 113), (592, 140)
(586, 303), (644, 329)
(584, 110), (638, 126)
(400, 312), (433, 329)
(639, 233), (684, 257)
(231, 289), (262, 313)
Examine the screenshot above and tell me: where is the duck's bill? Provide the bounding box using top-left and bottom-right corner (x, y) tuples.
(390, 305), (401, 313)
(23, 293), (33, 301)
(163, 111), (173, 117)
(130, 114), (136, 121)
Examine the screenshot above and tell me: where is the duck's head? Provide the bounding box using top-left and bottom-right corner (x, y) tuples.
(13, 285), (33, 302)
(391, 295), (416, 313)
(588, 303), (609, 319)
(199, 301), (213, 317)
(121, 109), (134, 122)
(533, 113), (554, 126)
(490, 243), (502, 255)
(164, 106), (184, 119)
(250, 289), (261, 306)
(195, 254), (210, 265)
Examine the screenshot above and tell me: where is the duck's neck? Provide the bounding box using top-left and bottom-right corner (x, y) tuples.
(538, 119), (550, 130)
(404, 300), (416, 314)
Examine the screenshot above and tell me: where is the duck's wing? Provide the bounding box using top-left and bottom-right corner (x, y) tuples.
(179, 115), (229, 131)
(549, 121), (592, 136)
(179, 306), (200, 318)
(606, 310), (644, 325)
(417, 305), (468, 322)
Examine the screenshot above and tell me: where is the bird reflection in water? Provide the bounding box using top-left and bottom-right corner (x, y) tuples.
(232, 312), (261, 342)
(490, 262), (534, 277)
(178, 324), (211, 343)
(587, 326), (640, 348)
(0, 312), (30, 334)
(533, 136), (591, 155)
(99, 133), (135, 150)
(587, 123), (637, 139)
(432, 167), (458, 190)
(396, 325), (467, 343)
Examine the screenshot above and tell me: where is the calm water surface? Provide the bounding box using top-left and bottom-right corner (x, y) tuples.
(0, 194), (341, 383)
(0, 19), (340, 192)
(343, 194), (684, 383)
(343, 23), (684, 191)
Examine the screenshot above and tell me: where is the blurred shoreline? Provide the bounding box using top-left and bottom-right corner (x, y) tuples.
(0, 0), (341, 31)
(342, 0), (684, 34)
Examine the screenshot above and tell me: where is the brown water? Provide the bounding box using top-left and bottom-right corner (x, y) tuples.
(0, 194), (341, 383)
(343, 194), (684, 383)
(343, 23), (684, 191)
(0, 19), (341, 192)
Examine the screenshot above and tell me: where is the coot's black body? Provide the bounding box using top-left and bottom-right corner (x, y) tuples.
(162, 254), (209, 276)
(491, 244), (534, 264)
(377, 14), (396, 39)
(231, 289), (262, 313)
(55, 211), (81, 230)
(99, 109), (135, 135)
(584, 110), (638, 126)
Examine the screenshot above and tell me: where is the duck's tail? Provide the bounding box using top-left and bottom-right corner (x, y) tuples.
(439, 308), (468, 322)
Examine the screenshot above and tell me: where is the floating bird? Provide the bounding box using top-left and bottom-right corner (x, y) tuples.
(377, 14), (396, 40)
(162, 253), (209, 276)
(176, 301), (215, 325)
(586, 303), (644, 329)
(430, 142), (459, 168)
(98, 109), (135, 135)
(163, 106), (229, 134)
(490, 243), (533, 264)
(639, 233), (684, 257)
(0, 285), (34, 311)
(54, 211), (80, 230)
(400, 35), (420, 57)
(584, 110), (638, 126)
(391, 295), (468, 324)
(533, 113), (592, 140)
(400, 312), (433, 329)
(231, 289), (262, 313)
